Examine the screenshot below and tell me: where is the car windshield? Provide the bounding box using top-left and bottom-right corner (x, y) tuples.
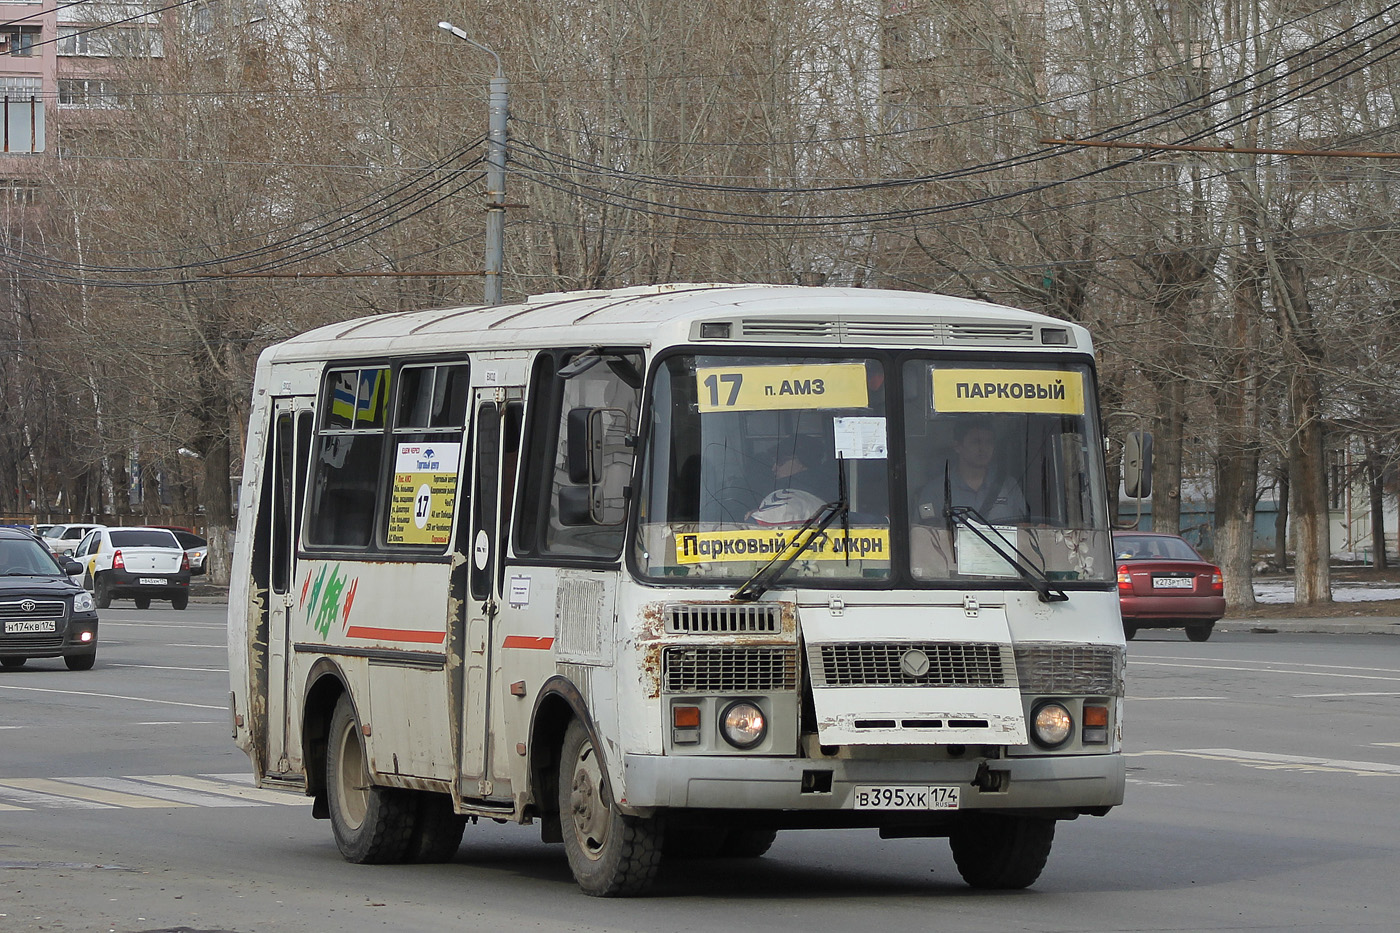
(0, 538), (66, 575)
(1114, 535), (1202, 561)
(109, 530), (180, 549)
(632, 353), (1113, 589)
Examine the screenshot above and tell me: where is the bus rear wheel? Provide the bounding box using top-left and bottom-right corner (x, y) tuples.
(326, 694), (414, 864)
(949, 814), (1055, 889)
(407, 791), (467, 863)
(559, 718), (662, 896)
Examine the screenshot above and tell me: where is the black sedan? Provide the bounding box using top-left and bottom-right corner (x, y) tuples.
(0, 528), (100, 671)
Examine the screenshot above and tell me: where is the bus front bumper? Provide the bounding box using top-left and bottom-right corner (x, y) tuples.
(620, 751), (1124, 814)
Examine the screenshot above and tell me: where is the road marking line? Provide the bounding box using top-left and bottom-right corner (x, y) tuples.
(111, 664), (228, 673)
(1138, 654), (1400, 675)
(135, 775), (306, 806)
(134, 721), (221, 726)
(167, 644), (225, 649)
(1130, 748), (1400, 777)
(1132, 661), (1400, 684)
(0, 801), (28, 811)
(0, 782), (116, 809)
(58, 776), (259, 808)
(0, 778), (162, 808)
(1127, 696), (1227, 701)
(1292, 691), (1400, 698)
(0, 684), (225, 711)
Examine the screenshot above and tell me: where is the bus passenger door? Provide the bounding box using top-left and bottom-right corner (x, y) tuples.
(459, 391), (522, 799)
(267, 398), (312, 776)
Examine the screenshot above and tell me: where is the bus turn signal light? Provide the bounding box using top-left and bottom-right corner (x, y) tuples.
(672, 705), (701, 745)
(1082, 704), (1109, 744)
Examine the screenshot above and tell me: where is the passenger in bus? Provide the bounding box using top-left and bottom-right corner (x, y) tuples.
(748, 434), (835, 525)
(914, 420), (1026, 524)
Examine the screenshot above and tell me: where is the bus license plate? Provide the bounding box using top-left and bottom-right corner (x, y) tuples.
(5, 620), (56, 633)
(139, 577), (166, 586)
(1152, 576), (1193, 589)
(852, 785), (960, 810)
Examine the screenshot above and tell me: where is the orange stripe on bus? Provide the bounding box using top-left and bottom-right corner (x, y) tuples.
(345, 626), (446, 644)
(502, 635), (555, 650)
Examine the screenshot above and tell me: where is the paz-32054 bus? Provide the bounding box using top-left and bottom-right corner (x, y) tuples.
(228, 283), (1125, 896)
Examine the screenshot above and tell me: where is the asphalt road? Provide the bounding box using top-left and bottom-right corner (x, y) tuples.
(2, 606), (1398, 932)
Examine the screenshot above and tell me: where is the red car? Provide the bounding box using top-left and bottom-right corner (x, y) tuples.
(1113, 532), (1225, 641)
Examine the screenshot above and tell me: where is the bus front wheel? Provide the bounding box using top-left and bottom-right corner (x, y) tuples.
(326, 694), (414, 864)
(558, 718), (663, 896)
(949, 813), (1055, 889)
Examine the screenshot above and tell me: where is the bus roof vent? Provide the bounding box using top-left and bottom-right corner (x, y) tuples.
(841, 319), (949, 343)
(666, 603), (780, 635)
(946, 321), (1037, 344)
(737, 318), (839, 340)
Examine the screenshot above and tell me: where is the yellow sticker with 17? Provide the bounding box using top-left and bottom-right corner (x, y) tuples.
(696, 363), (869, 412)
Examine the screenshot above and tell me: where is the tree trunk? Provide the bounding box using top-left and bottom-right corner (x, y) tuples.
(1273, 468), (1289, 572)
(1289, 376), (1331, 606)
(1151, 379), (1185, 535)
(1368, 445), (1388, 570)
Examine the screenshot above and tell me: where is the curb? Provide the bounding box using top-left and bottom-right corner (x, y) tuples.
(1216, 617), (1400, 636)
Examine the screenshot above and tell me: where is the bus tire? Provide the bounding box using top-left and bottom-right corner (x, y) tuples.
(559, 718), (662, 896)
(326, 694), (414, 864)
(408, 791), (467, 863)
(949, 814), (1055, 889)
(720, 828), (777, 858)
(663, 826), (728, 859)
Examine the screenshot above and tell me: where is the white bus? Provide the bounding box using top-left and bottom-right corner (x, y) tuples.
(228, 283), (1125, 896)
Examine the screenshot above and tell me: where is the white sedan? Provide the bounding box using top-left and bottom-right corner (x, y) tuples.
(70, 526), (192, 610)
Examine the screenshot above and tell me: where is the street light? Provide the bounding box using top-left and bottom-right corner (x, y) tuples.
(438, 21), (508, 306)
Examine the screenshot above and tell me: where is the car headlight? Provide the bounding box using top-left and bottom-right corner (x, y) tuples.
(1031, 701), (1074, 748)
(73, 591), (95, 613)
(719, 700), (767, 749)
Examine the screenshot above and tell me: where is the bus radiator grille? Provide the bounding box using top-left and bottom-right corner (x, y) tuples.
(809, 642), (1012, 688)
(665, 603), (780, 635)
(1013, 643), (1125, 696)
(662, 646), (799, 694)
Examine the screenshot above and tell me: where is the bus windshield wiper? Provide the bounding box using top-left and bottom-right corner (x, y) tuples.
(945, 505), (1068, 603)
(733, 458), (850, 602)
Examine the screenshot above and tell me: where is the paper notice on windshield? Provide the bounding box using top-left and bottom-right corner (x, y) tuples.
(956, 524), (1018, 576)
(833, 416), (887, 460)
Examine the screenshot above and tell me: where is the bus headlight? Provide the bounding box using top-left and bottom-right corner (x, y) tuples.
(719, 700), (767, 749)
(1031, 701), (1074, 748)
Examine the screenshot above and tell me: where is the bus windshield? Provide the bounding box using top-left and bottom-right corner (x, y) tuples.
(633, 353), (1113, 588)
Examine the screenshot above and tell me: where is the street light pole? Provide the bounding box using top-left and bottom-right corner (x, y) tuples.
(438, 21), (507, 306)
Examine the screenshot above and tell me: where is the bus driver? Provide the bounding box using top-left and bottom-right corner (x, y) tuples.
(915, 420), (1027, 524)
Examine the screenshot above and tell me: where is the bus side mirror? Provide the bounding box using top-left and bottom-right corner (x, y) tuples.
(557, 486), (593, 525)
(566, 408), (593, 484)
(1123, 431), (1153, 499)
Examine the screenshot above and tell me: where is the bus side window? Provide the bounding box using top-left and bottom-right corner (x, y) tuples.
(517, 349), (641, 560)
(306, 368), (390, 548)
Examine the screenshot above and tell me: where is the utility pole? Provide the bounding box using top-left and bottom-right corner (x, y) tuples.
(438, 22), (507, 305)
